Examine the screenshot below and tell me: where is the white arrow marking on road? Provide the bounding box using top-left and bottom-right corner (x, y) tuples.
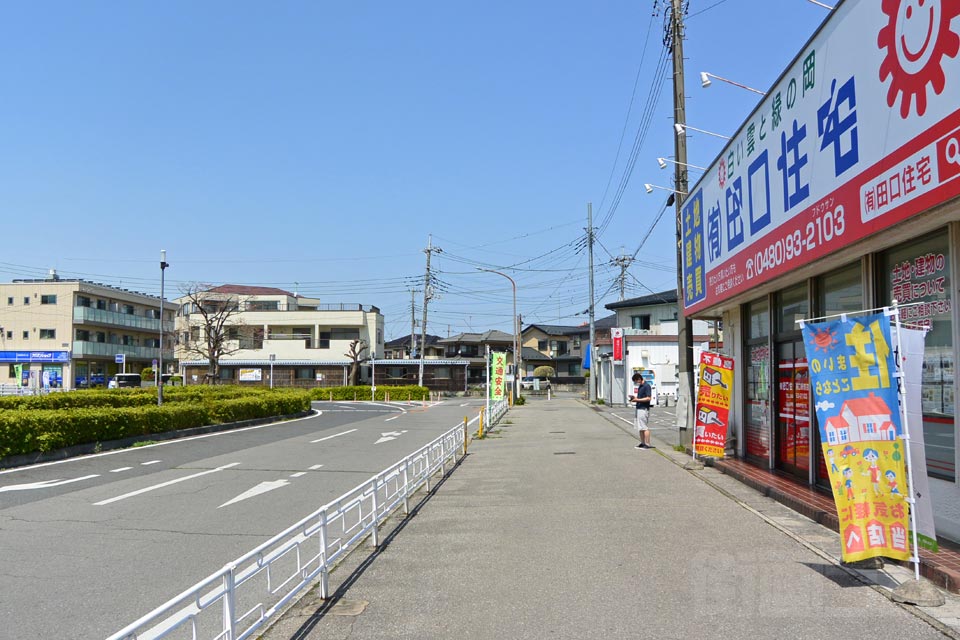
(94, 463), (241, 506)
(311, 429), (357, 443)
(218, 479), (290, 508)
(0, 474), (100, 493)
(374, 430), (408, 444)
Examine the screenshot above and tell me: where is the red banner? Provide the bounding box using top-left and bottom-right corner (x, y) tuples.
(611, 328), (623, 365)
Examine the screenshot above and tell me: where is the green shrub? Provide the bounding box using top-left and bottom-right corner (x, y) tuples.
(0, 388), (311, 458)
(308, 386), (429, 402)
(514, 395), (526, 405)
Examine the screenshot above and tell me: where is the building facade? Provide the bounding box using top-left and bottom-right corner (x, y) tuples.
(677, 1), (960, 540)
(0, 274), (174, 389)
(175, 285), (383, 387)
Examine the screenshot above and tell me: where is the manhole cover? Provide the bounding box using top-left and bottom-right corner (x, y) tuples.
(328, 599), (369, 616)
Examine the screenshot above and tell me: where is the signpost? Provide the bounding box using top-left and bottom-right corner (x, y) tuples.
(115, 353), (126, 374)
(269, 354), (276, 389)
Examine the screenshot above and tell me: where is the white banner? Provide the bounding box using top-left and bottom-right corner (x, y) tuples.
(901, 327), (938, 551)
(239, 368), (263, 382)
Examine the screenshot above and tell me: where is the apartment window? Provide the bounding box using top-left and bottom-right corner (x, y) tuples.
(23, 297), (30, 305)
(145, 338), (160, 348)
(573, 337), (581, 349)
(22, 330), (29, 339)
(247, 300), (279, 311)
(631, 315), (651, 330)
(77, 295), (91, 308)
(148, 309), (161, 319)
(76, 329), (90, 341)
(122, 304), (135, 315)
(39, 329), (56, 339)
(227, 327), (240, 340)
(41, 294), (57, 305)
(6, 297), (12, 305)
(95, 332), (106, 343)
(5, 331), (11, 339)
(318, 332), (330, 349)
(330, 328), (360, 341)
(121, 335), (134, 346)
(567, 363), (580, 376)
(96, 299), (106, 310)
(296, 368), (314, 380)
(538, 340), (547, 352)
(8, 364), (16, 377)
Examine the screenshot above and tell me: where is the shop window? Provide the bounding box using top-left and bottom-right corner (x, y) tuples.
(748, 298), (769, 339)
(40, 295), (57, 305)
(879, 230), (954, 480)
(776, 284), (809, 334)
(39, 329), (55, 339)
(817, 262), (862, 317)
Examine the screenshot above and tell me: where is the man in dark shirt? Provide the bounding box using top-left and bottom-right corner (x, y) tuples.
(629, 372), (654, 449)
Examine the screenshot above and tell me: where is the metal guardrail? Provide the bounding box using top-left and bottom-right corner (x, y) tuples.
(0, 385), (68, 396)
(106, 414), (483, 640)
(489, 398), (509, 426)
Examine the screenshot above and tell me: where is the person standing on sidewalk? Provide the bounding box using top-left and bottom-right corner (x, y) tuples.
(629, 372), (653, 449)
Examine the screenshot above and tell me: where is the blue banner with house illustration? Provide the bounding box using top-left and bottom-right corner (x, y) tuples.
(801, 312), (910, 562)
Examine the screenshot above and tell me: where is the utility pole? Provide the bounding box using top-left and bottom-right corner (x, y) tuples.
(612, 251), (634, 301)
(670, 0), (695, 445)
(587, 203), (597, 403)
(419, 235), (441, 387)
(409, 290), (417, 359)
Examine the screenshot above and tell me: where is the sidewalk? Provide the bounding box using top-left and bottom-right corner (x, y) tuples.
(263, 398), (957, 640)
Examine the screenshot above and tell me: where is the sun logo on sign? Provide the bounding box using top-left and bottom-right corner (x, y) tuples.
(717, 158), (726, 189)
(878, 0), (960, 118)
(810, 325), (839, 352)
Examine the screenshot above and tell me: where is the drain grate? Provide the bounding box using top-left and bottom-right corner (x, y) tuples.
(553, 451), (576, 455)
(549, 431), (566, 434)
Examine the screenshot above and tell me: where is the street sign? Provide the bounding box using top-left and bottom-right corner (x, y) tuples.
(115, 354), (125, 364)
(152, 359), (158, 368)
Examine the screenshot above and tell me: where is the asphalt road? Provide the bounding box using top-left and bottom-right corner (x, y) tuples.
(0, 399), (485, 640)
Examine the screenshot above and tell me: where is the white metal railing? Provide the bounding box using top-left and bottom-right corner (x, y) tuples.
(489, 398), (509, 426)
(0, 384), (68, 396)
(106, 416), (480, 640)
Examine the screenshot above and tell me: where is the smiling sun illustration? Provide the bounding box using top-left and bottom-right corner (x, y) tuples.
(878, 0), (960, 118)
(810, 326), (839, 352)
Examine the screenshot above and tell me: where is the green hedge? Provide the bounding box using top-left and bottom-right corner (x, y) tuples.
(0, 389), (311, 458)
(0, 385), (295, 411)
(309, 385), (429, 402)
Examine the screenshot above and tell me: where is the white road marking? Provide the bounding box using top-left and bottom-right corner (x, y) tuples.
(94, 463), (241, 506)
(459, 402), (470, 407)
(218, 479), (290, 508)
(309, 464), (324, 470)
(374, 430), (408, 444)
(385, 415), (400, 422)
(141, 460), (161, 466)
(0, 474), (100, 493)
(289, 472), (306, 478)
(311, 429), (357, 443)
(110, 467), (133, 473)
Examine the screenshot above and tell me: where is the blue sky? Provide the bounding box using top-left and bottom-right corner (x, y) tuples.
(0, 0), (829, 340)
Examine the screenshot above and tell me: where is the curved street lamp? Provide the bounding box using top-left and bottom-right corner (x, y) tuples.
(477, 268), (519, 402)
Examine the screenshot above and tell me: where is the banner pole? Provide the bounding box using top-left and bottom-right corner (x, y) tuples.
(892, 300), (922, 582)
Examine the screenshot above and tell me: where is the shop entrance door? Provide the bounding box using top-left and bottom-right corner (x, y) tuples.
(775, 340), (810, 478)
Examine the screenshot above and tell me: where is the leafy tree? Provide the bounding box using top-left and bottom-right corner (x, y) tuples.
(533, 365), (555, 378)
(178, 283), (245, 383)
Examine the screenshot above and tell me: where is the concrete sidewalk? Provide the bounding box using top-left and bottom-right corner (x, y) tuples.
(263, 398), (953, 640)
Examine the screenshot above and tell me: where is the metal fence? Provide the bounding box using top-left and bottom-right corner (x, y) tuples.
(107, 415), (481, 640)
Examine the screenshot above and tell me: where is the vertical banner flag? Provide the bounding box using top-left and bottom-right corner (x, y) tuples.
(694, 352), (734, 458)
(901, 327), (938, 552)
(490, 352), (507, 400)
(611, 328), (624, 365)
(802, 313), (910, 563)
(13, 364), (23, 387)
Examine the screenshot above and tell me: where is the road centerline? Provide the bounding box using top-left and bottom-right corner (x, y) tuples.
(310, 429), (357, 443)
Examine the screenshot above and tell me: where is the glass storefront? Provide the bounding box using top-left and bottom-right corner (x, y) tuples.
(879, 230), (955, 480)
(774, 284), (810, 477)
(745, 298), (771, 464)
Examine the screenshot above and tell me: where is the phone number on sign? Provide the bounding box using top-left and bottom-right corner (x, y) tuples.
(746, 205), (846, 279)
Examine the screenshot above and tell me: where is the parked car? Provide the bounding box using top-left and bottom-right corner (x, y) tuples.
(75, 374), (106, 388)
(520, 376), (550, 390)
(110, 373), (142, 388)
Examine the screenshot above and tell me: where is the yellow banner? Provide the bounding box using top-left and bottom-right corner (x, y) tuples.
(823, 440), (911, 562)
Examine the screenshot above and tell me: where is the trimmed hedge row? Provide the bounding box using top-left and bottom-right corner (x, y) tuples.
(309, 385), (429, 402)
(0, 390), (311, 458)
(0, 385), (290, 411)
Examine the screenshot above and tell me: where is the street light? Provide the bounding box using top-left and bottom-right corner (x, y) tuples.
(158, 250), (168, 407)
(477, 268), (519, 402)
(644, 183), (688, 196)
(699, 71), (766, 95)
(674, 123), (731, 140)
(657, 157), (706, 171)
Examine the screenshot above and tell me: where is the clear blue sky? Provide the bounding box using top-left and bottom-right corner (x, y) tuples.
(0, 0), (828, 340)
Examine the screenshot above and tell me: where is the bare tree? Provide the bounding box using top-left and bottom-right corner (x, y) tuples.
(178, 283), (244, 383)
(345, 339), (368, 386)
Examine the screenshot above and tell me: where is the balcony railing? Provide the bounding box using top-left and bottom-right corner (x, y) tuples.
(74, 307), (175, 333)
(73, 341), (173, 361)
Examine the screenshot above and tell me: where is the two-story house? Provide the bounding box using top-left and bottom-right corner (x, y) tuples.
(175, 285), (383, 387)
(599, 290), (718, 404)
(438, 330), (515, 385)
(0, 272), (174, 390)
(520, 317), (617, 379)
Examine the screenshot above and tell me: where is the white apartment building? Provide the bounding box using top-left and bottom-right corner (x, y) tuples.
(0, 273), (174, 389)
(175, 285), (384, 387)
